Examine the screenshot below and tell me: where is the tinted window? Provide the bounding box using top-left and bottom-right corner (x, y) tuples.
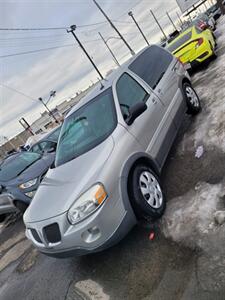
(129, 46), (173, 90)
(39, 141), (56, 152)
(0, 152), (41, 182)
(30, 144), (42, 154)
(116, 73), (148, 120)
(47, 126), (61, 142)
(55, 88), (116, 167)
(167, 31), (192, 53)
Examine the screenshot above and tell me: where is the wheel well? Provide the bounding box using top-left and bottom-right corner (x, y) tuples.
(182, 77), (191, 87)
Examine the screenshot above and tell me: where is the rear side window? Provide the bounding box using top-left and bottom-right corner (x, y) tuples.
(128, 46), (173, 90)
(167, 31), (192, 53)
(116, 73), (148, 120)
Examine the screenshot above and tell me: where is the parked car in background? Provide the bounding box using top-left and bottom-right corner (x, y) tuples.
(206, 3), (222, 21)
(166, 25), (216, 69)
(0, 151), (54, 217)
(24, 45), (201, 258)
(193, 13), (216, 31)
(29, 125), (61, 155)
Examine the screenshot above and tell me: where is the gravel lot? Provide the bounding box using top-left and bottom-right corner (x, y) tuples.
(1, 17), (225, 300)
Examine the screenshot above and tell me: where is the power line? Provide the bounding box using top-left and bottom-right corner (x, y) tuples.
(0, 37), (105, 58)
(0, 22), (108, 33)
(0, 44), (77, 58)
(0, 27), (68, 31)
(0, 33), (67, 41)
(0, 83), (36, 101)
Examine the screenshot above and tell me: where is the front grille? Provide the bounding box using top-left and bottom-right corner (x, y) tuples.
(30, 229), (42, 243)
(43, 223), (61, 243)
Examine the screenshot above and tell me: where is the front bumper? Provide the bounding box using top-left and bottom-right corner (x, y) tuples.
(0, 193), (17, 215)
(25, 195), (136, 257)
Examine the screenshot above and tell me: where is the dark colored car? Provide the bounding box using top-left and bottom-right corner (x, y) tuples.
(0, 151), (55, 215)
(206, 4), (222, 21)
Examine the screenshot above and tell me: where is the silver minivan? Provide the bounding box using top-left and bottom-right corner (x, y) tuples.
(24, 45), (201, 257)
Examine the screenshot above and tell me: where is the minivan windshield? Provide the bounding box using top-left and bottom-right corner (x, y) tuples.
(55, 88), (117, 167)
(0, 152), (41, 182)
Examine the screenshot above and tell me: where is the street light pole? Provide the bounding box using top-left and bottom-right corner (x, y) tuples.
(92, 0), (135, 56)
(128, 11), (149, 46)
(98, 32), (120, 66)
(150, 10), (167, 40)
(166, 11), (177, 31)
(38, 97), (59, 124)
(68, 25), (104, 80)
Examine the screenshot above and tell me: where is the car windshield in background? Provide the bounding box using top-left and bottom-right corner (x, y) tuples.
(55, 88), (117, 167)
(0, 152), (41, 182)
(47, 126), (62, 142)
(167, 31), (192, 53)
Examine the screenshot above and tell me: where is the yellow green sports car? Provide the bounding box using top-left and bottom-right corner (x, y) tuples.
(167, 26), (216, 69)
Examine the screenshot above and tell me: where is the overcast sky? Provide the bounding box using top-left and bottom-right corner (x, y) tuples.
(0, 0), (182, 142)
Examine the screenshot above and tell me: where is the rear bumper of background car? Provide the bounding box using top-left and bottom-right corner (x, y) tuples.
(181, 41), (215, 70)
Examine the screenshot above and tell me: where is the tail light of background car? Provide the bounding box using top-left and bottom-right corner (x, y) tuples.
(195, 38), (204, 49)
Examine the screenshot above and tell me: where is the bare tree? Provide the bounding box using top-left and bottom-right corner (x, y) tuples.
(217, 0), (225, 15)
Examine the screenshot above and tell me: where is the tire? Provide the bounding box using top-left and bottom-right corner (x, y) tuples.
(0, 214), (6, 223)
(209, 41), (217, 59)
(14, 201), (28, 213)
(129, 164), (166, 220)
(183, 83), (201, 115)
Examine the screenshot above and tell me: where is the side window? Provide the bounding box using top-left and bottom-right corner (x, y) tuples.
(116, 73), (148, 120)
(129, 45), (173, 89)
(30, 144), (42, 154)
(39, 141), (56, 152)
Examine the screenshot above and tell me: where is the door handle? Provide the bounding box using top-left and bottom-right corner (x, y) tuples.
(152, 97), (157, 104)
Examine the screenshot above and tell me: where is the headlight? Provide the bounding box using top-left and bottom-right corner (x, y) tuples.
(19, 178), (38, 189)
(67, 183), (107, 225)
(25, 190), (36, 198)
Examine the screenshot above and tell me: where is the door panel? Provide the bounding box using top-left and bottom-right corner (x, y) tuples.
(154, 58), (186, 127)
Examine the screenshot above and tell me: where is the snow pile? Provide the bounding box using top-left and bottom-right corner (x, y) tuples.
(161, 182), (225, 253)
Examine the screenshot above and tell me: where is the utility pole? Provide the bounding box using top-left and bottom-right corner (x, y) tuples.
(68, 25), (104, 80)
(92, 0), (135, 55)
(176, 12), (184, 27)
(98, 32), (120, 66)
(19, 117), (34, 135)
(38, 97), (59, 124)
(150, 9), (167, 40)
(128, 11), (149, 46)
(166, 11), (177, 31)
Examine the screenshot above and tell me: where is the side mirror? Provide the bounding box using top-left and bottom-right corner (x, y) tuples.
(126, 102), (147, 125)
(45, 143), (57, 153)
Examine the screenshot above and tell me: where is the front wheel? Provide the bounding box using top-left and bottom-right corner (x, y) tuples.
(183, 83), (201, 115)
(129, 164), (166, 220)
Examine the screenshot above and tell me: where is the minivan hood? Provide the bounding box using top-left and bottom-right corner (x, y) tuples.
(24, 136), (114, 223)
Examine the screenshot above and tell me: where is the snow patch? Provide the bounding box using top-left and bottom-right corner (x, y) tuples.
(161, 182), (225, 253)
(75, 279), (109, 300)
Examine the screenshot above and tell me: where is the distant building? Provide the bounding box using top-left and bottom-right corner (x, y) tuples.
(0, 84), (94, 159)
